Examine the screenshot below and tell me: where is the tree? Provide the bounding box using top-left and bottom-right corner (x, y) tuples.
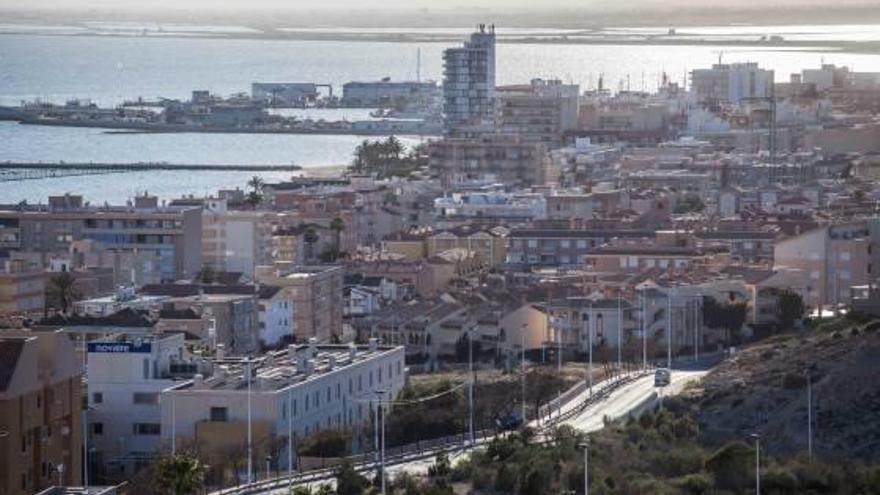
(49, 271), (77, 315)
(246, 175), (264, 208)
(303, 227), (319, 262)
(155, 453), (206, 495)
(197, 263), (216, 284)
(674, 194), (706, 214)
(335, 461), (370, 495)
(330, 217), (345, 261)
(702, 296), (747, 343)
(776, 290), (805, 329)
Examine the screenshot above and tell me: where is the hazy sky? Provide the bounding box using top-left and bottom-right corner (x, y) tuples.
(1, 0), (869, 11)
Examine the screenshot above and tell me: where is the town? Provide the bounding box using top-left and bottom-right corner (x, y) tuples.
(2, 18), (880, 495)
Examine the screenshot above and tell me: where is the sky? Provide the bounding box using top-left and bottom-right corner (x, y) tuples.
(0, 0), (870, 11)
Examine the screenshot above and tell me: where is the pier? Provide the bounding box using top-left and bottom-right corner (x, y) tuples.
(0, 162), (303, 182)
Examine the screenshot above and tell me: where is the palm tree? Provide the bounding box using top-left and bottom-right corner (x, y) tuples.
(385, 135), (403, 161)
(246, 176), (264, 208)
(329, 217), (345, 261)
(156, 453), (206, 495)
(303, 227), (319, 262)
(49, 271), (77, 315)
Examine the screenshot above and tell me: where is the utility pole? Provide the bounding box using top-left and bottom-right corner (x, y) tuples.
(468, 326), (475, 446)
(641, 289), (647, 370)
(580, 440), (590, 495)
(752, 433), (762, 495)
(521, 323), (527, 423)
(287, 377), (295, 492)
(247, 357), (253, 485)
(807, 372), (813, 458)
(667, 289), (673, 369)
(82, 335), (90, 488)
(588, 303), (594, 396)
(617, 296), (622, 377)
(377, 390), (387, 495)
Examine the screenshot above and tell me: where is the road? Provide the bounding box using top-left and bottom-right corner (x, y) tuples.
(216, 366), (712, 494)
(563, 369), (708, 432)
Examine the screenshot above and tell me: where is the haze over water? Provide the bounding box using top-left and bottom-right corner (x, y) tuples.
(1, 27), (879, 203)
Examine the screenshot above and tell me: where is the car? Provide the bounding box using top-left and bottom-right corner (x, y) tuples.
(654, 368), (671, 387)
(496, 414), (524, 431)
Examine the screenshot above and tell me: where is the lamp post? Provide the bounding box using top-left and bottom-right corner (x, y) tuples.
(265, 455), (272, 481)
(468, 325), (475, 446)
(588, 303), (594, 396)
(375, 389), (388, 495)
(579, 439), (590, 495)
(641, 288), (647, 370)
(616, 296), (622, 378)
(520, 323), (527, 423)
(287, 376), (295, 493)
(246, 357), (253, 485)
(807, 372), (813, 458)
(751, 433), (761, 495)
(667, 288), (673, 370)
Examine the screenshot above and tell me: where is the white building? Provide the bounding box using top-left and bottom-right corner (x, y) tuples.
(691, 63), (774, 105)
(258, 286), (294, 347)
(86, 333), (204, 470)
(201, 198), (271, 281)
(74, 286), (168, 317)
(443, 25), (497, 133)
(159, 340), (406, 467)
(434, 192), (547, 221)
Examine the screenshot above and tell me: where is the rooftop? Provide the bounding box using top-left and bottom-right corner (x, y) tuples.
(171, 343), (403, 393)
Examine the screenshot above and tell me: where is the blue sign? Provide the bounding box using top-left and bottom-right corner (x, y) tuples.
(88, 342), (152, 354)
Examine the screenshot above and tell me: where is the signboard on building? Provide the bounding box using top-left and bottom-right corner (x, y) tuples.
(88, 342), (152, 353)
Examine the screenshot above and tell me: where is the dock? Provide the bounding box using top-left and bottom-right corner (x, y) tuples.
(0, 162), (303, 182)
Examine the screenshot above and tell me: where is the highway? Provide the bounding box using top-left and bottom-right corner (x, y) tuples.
(214, 366), (711, 494)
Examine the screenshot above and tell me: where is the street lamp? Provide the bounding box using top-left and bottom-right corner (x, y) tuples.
(579, 439), (590, 495)
(750, 433), (761, 495)
(375, 389), (388, 495)
(520, 323), (527, 424)
(265, 454), (272, 481)
(467, 324), (475, 446)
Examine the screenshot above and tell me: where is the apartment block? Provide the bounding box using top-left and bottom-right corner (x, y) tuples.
(0, 194), (202, 283)
(0, 330), (83, 495)
(256, 264), (344, 343)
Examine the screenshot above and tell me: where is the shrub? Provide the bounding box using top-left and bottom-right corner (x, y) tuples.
(675, 473), (714, 494)
(762, 467), (799, 493)
(705, 441), (754, 492)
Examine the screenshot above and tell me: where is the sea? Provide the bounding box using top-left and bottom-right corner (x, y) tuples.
(1, 25), (880, 203)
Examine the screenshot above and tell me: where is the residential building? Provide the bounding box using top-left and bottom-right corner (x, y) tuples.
(0, 194), (203, 283)
(428, 134), (548, 187)
(159, 341), (406, 468)
(506, 229), (654, 266)
(443, 25), (497, 134)
(0, 256), (45, 317)
(255, 264), (344, 343)
(258, 286), (294, 347)
(85, 333), (203, 475)
(691, 63), (775, 105)
(774, 222), (875, 310)
(496, 78), (580, 147)
(0, 330), (83, 495)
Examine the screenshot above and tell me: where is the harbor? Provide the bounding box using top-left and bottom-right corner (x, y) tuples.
(0, 80), (443, 136)
(0, 161), (304, 182)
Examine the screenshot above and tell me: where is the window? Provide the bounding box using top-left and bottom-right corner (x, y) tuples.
(142, 358), (149, 380)
(93, 392), (103, 404)
(577, 240), (587, 249)
(560, 239), (570, 248)
(210, 407), (228, 422)
(527, 239), (537, 248)
(93, 423), (104, 435)
(133, 423), (161, 436)
(133, 392), (159, 405)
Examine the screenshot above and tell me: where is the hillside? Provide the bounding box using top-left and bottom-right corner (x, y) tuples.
(692, 318), (880, 460)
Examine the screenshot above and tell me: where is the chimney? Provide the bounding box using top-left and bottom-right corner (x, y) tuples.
(348, 343), (357, 360)
(287, 344), (297, 363)
(369, 337), (378, 352)
(192, 374), (204, 389)
(308, 337), (318, 358)
(216, 344), (226, 359)
(327, 355), (337, 369)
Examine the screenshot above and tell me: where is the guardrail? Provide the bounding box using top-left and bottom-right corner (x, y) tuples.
(213, 368), (656, 495)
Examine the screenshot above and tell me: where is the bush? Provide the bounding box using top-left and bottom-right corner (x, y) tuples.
(674, 473), (714, 494)
(299, 429), (351, 458)
(763, 467), (799, 493)
(705, 441), (754, 492)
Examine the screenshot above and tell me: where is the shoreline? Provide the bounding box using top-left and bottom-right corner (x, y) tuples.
(1, 27), (879, 55)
